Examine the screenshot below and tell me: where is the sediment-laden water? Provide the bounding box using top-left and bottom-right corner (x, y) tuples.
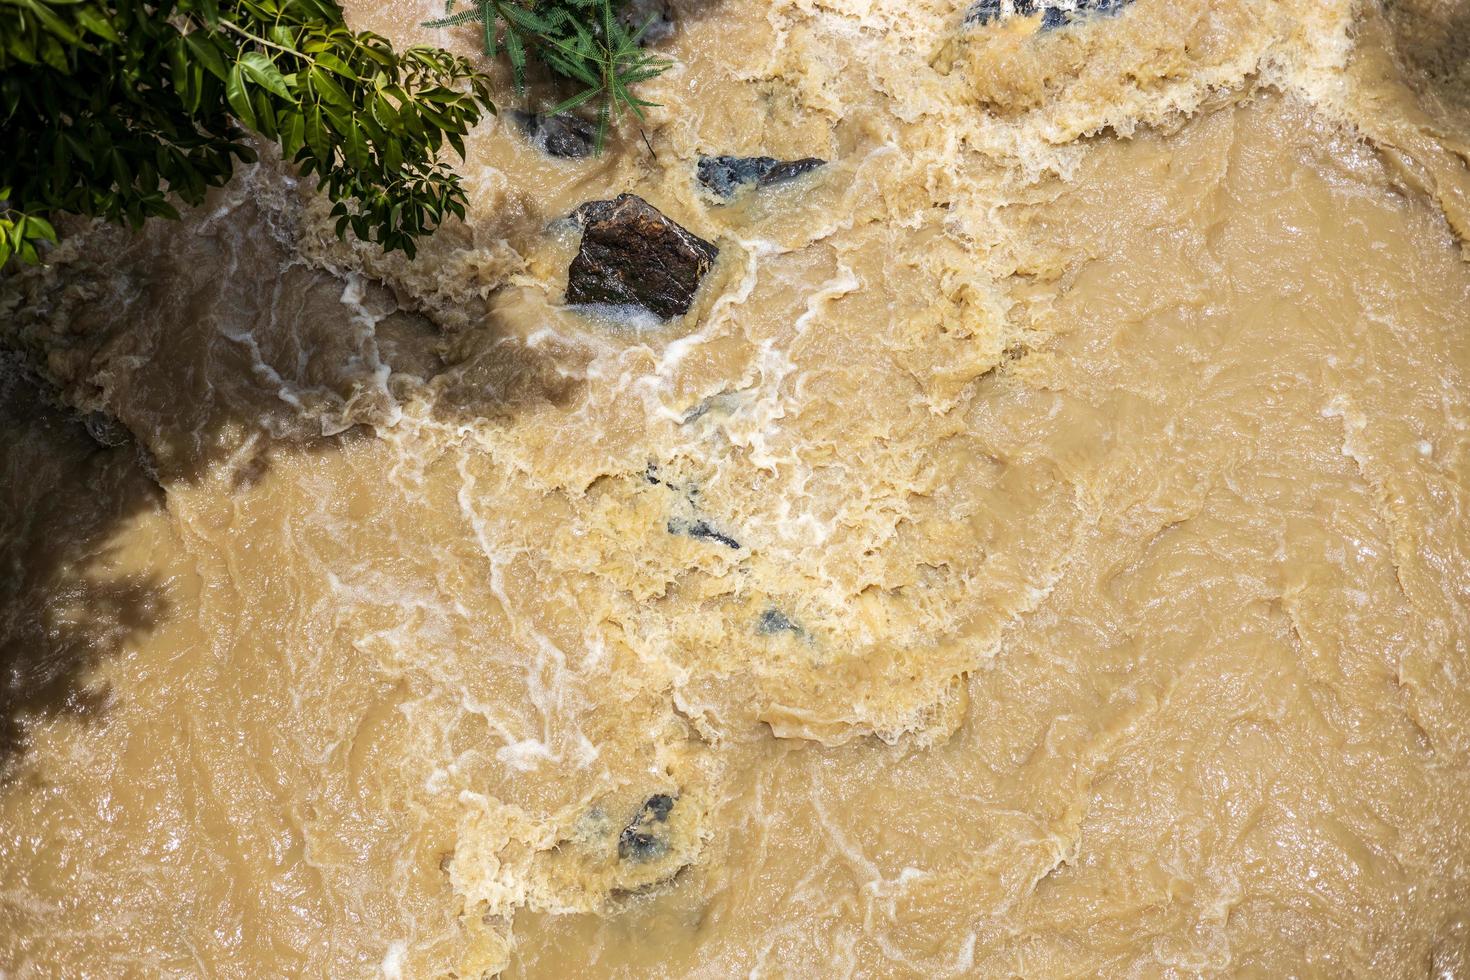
(4, 0), (1470, 975)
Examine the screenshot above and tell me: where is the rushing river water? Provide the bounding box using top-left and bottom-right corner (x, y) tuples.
(4, 0), (1470, 975)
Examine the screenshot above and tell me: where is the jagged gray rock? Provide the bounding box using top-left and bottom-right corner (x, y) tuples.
(618, 794), (676, 862)
(619, 0), (674, 45)
(965, 0), (1131, 29)
(696, 155), (826, 200)
(509, 110), (596, 159)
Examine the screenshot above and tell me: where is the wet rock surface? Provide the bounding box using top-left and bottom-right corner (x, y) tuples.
(619, 0), (674, 45)
(696, 155), (827, 199)
(667, 516), (741, 550)
(965, 0), (1003, 24)
(756, 608), (801, 636)
(566, 194), (719, 318)
(965, 0), (1131, 28)
(618, 794), (676, 862)
(509, 110), (596, 159)
(82, 411), (131, 448)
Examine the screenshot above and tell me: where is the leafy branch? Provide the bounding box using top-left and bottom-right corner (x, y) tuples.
(1, 0), (497, 264)
(426, 0), (670, 151)
(0, 194), (58, 268)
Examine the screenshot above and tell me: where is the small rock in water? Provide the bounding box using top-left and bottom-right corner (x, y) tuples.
(510, 110), (596, 159)
(619, 0), (674, 45)
(964, 0), (1003, 25)
(567, 194), (718, 319)
(696, 155), (827, 200)
(965, 0), (1131, 30)
(618, 794), (676, 862)
(667, 516), (741, 550)
(757, 608), (801, 636)
(81, 411), (130, 448)
(1040, 0), (1131, 27)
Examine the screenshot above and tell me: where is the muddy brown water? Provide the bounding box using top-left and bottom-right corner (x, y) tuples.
(3, 0), (1470, 976)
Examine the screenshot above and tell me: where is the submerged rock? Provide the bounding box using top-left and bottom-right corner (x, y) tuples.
(619, 0), (674, 45)
(509, 110), (596, 159)
(964, 0), (1003, 24)
(756, 608), (801, 636)
(965, 0), (1131, 29)
(696, 155), (827, 200)
(618, 794), (676, 862)
(1041, 0), (1128, 28)
(566, 194), (718, 319)
(667, 516), (741, 550)
(81, 410), (130, 448)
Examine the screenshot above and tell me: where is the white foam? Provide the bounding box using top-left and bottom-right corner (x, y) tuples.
(380, 940), (407, 979)
(567, 302), (667, 333)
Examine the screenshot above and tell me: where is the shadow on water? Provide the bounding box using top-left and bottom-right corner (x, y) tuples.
(1384, 0), (1470, 113)
(0, 365), (167, 779)
(0, 172), (586, 777)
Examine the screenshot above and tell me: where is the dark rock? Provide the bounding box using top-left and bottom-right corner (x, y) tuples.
(566, 194), (718, 319)
(667, 516), (741, 550)
(81, 411), (130, 448)
(644, 793), (675, 820)
(696, 155), (827, 200)
(757, 608), (800, 636)
(1039, 0), (1131, 28)
(966, 0), (1131, 30)
(510, 110), (596, 159)
(619, 0), (674, 45)
(618, 794), (676, 862)
(964, 0), (1003, 24)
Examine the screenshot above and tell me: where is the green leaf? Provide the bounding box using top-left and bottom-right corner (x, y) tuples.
(252, 89), (278, 139)
(309, 66), (351, 108)
(185, 32), (230, 82)
(239, 51), (293, 100)
(344, 118), (367, 169)
(39, 33), (69, 71)
(282, 111), (306, 158)
(370, 93), (399, 133)
(314, 52), (359, 80)
(304, 105), (329, 160)
(226, 64), (258, 129)
(75, 7), (119, 43)
(18, 0), (79, 44)
(28, 216), (58, 243)
(550, 87), (598, 116)
(107, 147), (131, 188)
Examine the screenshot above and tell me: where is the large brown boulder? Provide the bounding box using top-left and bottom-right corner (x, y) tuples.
(566, 194), (719, 319)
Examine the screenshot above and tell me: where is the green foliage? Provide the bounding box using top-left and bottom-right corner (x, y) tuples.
(426, 0), (670, 150)
(0, 194), (58, 268)
(1, 0), (496, 264)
